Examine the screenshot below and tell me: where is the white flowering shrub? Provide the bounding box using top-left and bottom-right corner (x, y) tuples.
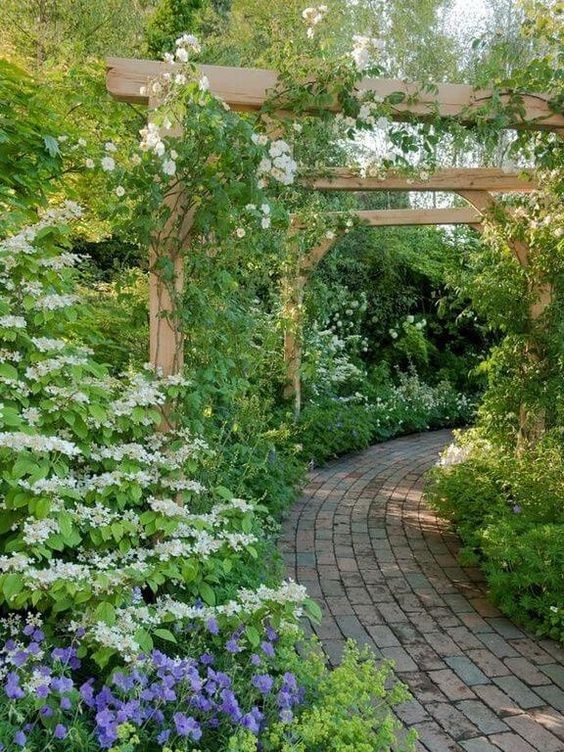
(302, 324), (367, 399)
(0, 209), (315, 666)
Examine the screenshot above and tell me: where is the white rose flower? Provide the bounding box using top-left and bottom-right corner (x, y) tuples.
(162, 159), (177, 176)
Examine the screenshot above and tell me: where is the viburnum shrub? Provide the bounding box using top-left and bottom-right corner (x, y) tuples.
(0, 207), (318, 668)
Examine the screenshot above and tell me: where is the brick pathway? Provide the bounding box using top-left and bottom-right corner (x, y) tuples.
(280, 430), (564, 752)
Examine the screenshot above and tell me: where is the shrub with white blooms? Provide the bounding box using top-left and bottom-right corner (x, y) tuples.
(0, 209), (310, 666)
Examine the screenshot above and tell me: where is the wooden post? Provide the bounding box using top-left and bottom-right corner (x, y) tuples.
(147, 101), (194, 378)
(282, 272), (306, 418)
(282, 234), (338, 417)
(458, 191), (552, 448)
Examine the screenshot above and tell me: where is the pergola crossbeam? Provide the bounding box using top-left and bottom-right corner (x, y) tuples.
(106, 57), (564, 132)
(304, 167), (537, 193)
(291, 206), (483, 229)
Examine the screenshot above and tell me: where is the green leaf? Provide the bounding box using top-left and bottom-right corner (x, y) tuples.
(245, 625), (260, 647)
(43, 135), (60, 157)
(199, 582), (216, 606)
(94, 601), (116, 625)
(215, 485), (233, 500)
(154, 628), (177, 643)
(134, 628), (153, 652)
(3, 573), (23, 599)
(304, 598), (322, 624)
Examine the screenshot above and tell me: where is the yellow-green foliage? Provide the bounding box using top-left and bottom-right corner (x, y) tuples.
(265, 643), (415, 752)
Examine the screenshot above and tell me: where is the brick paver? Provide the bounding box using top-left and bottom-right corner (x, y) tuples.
(280, 430), (564, 752)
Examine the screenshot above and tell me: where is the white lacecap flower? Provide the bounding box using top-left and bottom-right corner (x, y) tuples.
(0, 316), (26, 329)
(35, 294), (78, 311)
(22, 407), (40, 426)
(0, 431), (81, 456)
(236, 228), (246, 238)
(105, 142), (117, 152)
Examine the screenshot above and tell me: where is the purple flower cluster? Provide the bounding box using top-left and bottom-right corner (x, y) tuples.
(1, 620), (305, 750)
(85, 644), (301, 747)
(1, 625), (79, 747)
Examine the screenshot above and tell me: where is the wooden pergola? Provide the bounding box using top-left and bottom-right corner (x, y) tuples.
(105, 58), (561, 431)
(281, 167), (539, 414)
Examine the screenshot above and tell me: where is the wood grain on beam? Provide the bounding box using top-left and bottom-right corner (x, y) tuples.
(306, 168), (537, 193)
(106, 57), (564, 133)
(291, 207), (483, 229)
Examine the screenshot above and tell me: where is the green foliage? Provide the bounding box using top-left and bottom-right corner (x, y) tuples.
(427, 430), (564, 642)
(298, 370), (475, 466)
(298, 399), (374, 465)
(0, 61), (64, 229)
(146, 0), (210, 56)
(265, 642), (415, 752)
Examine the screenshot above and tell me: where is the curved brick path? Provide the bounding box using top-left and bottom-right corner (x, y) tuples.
(280, 430), (564, 752)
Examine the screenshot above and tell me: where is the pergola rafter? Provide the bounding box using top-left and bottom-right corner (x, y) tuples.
(303, 167), (537, 193)
(106, 57), (564, 133)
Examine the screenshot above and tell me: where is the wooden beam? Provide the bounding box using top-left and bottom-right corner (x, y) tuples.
(282, 273), (306, 418)
(305, 168), (537, 193)
(106, 57), (564, 133)
(291, 207), (483, 229)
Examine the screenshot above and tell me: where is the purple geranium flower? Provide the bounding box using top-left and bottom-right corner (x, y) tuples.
(226, 638), (241, 654)
(251, 674), (274, 695)
(261, 641), (275, 658)
(6, 672), (25, 700)
(173, 712), (202, 740)
(206, 617), (219, 635)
